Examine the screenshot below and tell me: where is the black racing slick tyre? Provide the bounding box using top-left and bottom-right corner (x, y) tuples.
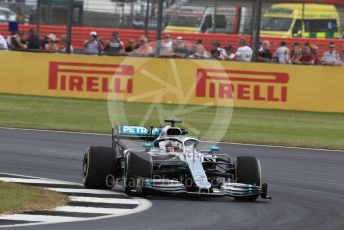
(234, 156), (261, 201)
(124, 151), (152, 196)
(83, 146), (117, 190)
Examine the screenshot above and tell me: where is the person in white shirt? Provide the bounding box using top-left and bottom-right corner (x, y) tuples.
(162, 34), (173, 50)
(235, 38), (252, 62)
(274, 41), (290, 64)
(321, 42), (339, 66)
(211, 42), (228, 60)
(0, 33), (8, 50)
(160, 33), (174, 56)
(84, 31), (104, 55)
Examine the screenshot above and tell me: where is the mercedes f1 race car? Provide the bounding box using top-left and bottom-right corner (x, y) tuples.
(82, 119), (271, 201)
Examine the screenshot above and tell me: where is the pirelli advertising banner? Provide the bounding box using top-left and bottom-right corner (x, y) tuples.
(1, 51), (344, 113)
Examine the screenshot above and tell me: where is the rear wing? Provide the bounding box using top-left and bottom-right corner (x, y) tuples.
(112, 125), (162, 141)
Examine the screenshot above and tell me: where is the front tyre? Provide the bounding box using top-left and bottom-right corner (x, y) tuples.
(83, 146), (117, 189)
(234, 156), (261, 201)
(124, 151), (152, 196)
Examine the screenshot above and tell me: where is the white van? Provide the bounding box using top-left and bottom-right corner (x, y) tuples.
(199, 7), (248, 34)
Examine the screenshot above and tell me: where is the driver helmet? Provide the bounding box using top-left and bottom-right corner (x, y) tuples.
(165, 142), (173, 153)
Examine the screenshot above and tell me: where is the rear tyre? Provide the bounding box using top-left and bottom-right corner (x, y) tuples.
(124, 151), (152, 196)
(234, 156), (261, 201)
(83, 146), (117, 189)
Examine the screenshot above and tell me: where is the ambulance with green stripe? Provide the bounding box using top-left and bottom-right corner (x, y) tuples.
(261, 3), (341, 38)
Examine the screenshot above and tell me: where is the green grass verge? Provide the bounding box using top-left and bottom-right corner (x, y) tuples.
(0, 181), (68, 215)
(0, 93), (344, 149)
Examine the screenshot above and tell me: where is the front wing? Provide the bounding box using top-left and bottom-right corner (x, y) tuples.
(142, 179), (271, 199)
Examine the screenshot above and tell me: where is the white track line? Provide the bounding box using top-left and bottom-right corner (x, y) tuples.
(0, 214), (84, 222)
(0, 177), (75, 185)
(202, 141), (344, 153)
(48, 188), (123, 195)
(1, 126), (343, 152)
(54, 206), (133, 214)
(69, 196), (139, 205)
(0, 126), (110, 136)
(0, 173), (152, 228)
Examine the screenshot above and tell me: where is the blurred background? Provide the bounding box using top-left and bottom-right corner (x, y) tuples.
(0, 0), (343, 34)
(1, 0), (344, 59)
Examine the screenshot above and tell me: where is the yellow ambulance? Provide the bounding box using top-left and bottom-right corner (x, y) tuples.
(260, 4), (341, 38)
(164, 6), (206, 33)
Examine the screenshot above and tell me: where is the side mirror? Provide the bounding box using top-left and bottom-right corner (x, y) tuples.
(209, 146), (220, 151)
(143, 143), (153, 150)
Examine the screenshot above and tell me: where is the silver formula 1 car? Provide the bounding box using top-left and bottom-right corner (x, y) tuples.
(82, 119), (271, 201)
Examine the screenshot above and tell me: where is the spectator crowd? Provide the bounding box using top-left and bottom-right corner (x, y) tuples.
(1, 29), (344, 67)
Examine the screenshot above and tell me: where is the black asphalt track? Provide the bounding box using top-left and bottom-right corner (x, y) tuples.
(0, 128), (343, 230)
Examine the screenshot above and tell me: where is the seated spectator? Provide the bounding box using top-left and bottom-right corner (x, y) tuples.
(7, 31), (27, 50)
(26, 29), (40, 50)
(84, 31), (104, 55)
(125, 39), (138, 54)
(290, 42), (302, 64)
(337, 51), (344, 67)
(40, 35), (49, 50)
(299, 46), (315, 65)
(131, 36), (153, 57)
(190, 39), (207, 59)
(273, 41), (290, 64)
(321, 42), (339, 66)
(310, 44), (319, 65)
(339, 45), (344, 64)
(59, 35), (74, 53)
(210, 42), (227, 60)
(0, 33), (8, 50)
(162, 34), (173, 51)
(217, 43), (228, 60)
(173, 36), (189, 58)
(224, 45), (235, 60)
(235, 37), (252, 62)
(44, 33), (59, 52)
(257, 40), (272, 62)
(340, 45), (344, 55)
(211, 48), (222, 60)
(104, 32), (123, 56)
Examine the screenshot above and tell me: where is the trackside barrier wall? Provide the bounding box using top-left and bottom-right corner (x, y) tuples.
(1, 24), (344, 59)
(0, 51), (344, 113)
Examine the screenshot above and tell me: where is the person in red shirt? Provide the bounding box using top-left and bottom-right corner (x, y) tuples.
(299, 46), (315, 65)
(310, 44), (319, 65)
